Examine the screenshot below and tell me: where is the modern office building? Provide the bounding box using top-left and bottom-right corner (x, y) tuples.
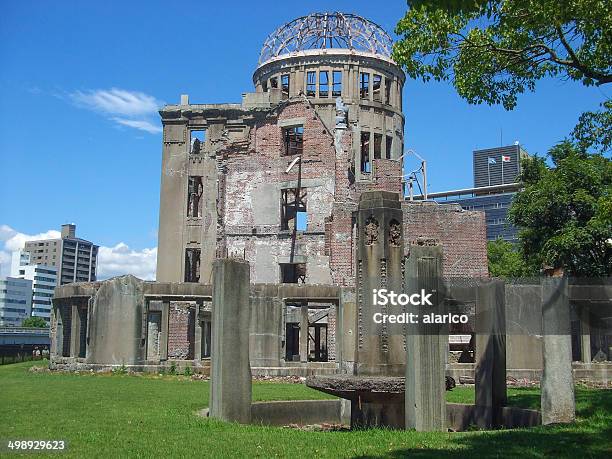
(473, 144), (529, 188)
(0, 277), (32, 326)
(11, 251), (57, 321)
(419, 144), (529, 242)
(23, 224), (98, 286)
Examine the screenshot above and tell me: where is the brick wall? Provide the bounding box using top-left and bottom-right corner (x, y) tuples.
(327, 306), (336, 361)
(167, 302), (195, 359)
(402, 201), (489, 277)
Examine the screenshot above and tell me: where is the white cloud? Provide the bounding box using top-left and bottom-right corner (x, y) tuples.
(0, 225), (157, 281)
(112, 117), (162, 134)
(97, 243), (157, 280)
(0, 225), (62, 276)
(71, 88), (161, 116)
(70, 88), (162, 134)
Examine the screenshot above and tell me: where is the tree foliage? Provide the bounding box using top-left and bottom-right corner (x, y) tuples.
(487, 238), (535, 278)
(509, 141), (611, 276)
(21, 316), (49, 328)
(572, 100), (612, 154)
(393, 0), (612, 110)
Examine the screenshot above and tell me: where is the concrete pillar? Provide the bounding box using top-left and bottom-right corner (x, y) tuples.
(160, 300), (169, 361)
(53, 305), (63, 358)
(194, 301), (202, 361)
(70, 304), (81, 358)
(249, 291), (283, 367)
(86, 275), (146, 365)
(541, 277), (575, 425)
(355, 191), (405, 376)
(209, 258), (251, 424)
(299, 303), (309, 363)
(474, 279), (507, 428)
(580, 307), (591, 363)
(352, 191), (404, 429)
(404, 242), (447, 432)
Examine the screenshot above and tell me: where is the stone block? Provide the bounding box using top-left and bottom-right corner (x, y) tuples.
(209, 258), (252, 424)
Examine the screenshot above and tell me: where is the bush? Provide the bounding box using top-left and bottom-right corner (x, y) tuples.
(21, 317), (49, 328)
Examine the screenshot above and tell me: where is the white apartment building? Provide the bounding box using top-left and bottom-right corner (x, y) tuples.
(11, 250), (57, 321)
(0, 277), (32, 326)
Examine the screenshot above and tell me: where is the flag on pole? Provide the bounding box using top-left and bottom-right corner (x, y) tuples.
(502, 155), (511, 162)
(488, 157), (497, 164)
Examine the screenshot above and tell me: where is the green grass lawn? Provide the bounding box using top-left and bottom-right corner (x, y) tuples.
(1, 362), (610, 458)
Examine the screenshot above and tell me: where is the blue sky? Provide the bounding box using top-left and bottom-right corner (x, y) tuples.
(0, 1), (608, 278)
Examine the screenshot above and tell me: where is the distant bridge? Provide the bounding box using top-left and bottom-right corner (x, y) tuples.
(0, 327), (50, 364)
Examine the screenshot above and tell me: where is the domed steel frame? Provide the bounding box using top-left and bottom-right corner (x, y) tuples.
(258, 12), (393, 65)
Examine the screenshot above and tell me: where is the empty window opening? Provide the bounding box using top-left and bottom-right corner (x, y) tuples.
(281, 188), (307, 230)
(332, 71), (342, 97)
(283, 126), (304, 156)
(285, 323), (300, 361)
(319, 71), (329, 98)
(398, 81), (403, 110)
(306, 71), (316, 97)
(280, 263), (306, 284)
(359, 72), (370, 99)
(309, 323), (328, 362)
(374, 134), (382, 159)
(190, 130), (205, 155)
(184, 248), (200, 283)
(201, 319), (211, 358)
(187, 176), (203, 218)
(146, 311), (161, 360)
(384, 77), (391, 104)
(360, 132), (371, 173)
(373, 74), (382, 102)
(386, 135), (393, 159)
(270, 77), (278, 89)
(281, 74), (290, 99)
(262, 81), (268, 92)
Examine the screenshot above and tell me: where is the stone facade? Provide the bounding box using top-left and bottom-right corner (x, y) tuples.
(50, 13), (491, 375)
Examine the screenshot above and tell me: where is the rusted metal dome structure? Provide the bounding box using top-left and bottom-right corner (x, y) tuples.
(258, 12), (393, 65)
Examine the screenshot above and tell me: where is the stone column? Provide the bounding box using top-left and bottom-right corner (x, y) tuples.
(159, 300), (169, 361)
(300, 303), (309, 363)
(405, 241), (447, 431)
(194, 300), (202, 362)
(541, 277), (575, 425)
(70, 304), (81, 358)
(580, 307), (591, 363)
(52, 305), (63, 358)
(355, 191), (405, 376)
(249, 289), (283, 368)
(209, 258), (251, 424)
(352, 191), (404, 428)
(474, 279), (507, 428)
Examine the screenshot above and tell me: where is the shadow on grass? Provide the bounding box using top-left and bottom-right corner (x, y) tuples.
(354, 426), (612, 458)
(355, 389), (612, 458)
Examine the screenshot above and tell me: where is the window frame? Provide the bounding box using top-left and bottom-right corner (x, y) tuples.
(332, 70), (342, 97)
(319, 70), (329, 98)
(306, 71), (316, 97)
(282, 125), (304, 157)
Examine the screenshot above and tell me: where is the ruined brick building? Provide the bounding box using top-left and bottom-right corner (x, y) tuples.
(151, 12), (487, 366)
(156, 12), (486, 288)
(51, 13), (489, 372)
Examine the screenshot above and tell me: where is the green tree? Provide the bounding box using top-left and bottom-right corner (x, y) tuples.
(487, 238), (535, 278)
(509, 141), (611, 276)
(392, 1), (611, 152)
(21, 316), (49, 328)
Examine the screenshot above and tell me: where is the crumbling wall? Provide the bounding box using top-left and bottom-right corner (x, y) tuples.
(222, 101), (339, 284)
(402, 201), (488, 277)
(167, 302), (195, 360)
